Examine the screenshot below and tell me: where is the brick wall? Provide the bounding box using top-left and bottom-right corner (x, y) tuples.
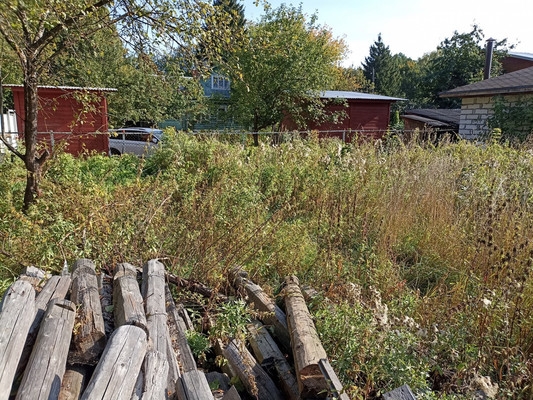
(458, 94), (531, 139)
(458, 97), (493, 139)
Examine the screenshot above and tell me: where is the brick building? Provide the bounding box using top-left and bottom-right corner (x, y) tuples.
(439, 66), (533, 139)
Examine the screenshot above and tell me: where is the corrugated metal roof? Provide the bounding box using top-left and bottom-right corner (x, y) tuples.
(3, 84), (117, 92)
(440, 66), (533, 98)
(321, 90), (405, 101)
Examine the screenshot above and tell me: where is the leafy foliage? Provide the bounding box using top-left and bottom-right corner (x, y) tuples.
(419, 25), (508, 108)
(226, 4), (346, 135)
(488, 96), (533, 143)
(0, 0), (243, 209)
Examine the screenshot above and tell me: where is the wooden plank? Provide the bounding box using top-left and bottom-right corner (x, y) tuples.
(284, 275), (328, 399)
(223, 339), (284, 400)
(81, 325), (148, 400)
(16, 299), (76, 400)
(142, 259), (180, 398)
(165, 285), (197, 373)
(382, 384), (416, 400)
(113, 263), (147, 330)
(247, 320), (299, 400)
(177, 370), (214, 400)
(69, 258), (107, 365)
(0, 280), (35, 400)
(230, 268), (291, 352)
(58, 365), (92, 400)
(318, 359), (350, 400)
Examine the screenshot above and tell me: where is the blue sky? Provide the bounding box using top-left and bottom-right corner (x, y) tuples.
(241, 0), (533, 67)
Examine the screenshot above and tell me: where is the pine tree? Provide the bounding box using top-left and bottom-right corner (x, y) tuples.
(361, 34), (401, 96)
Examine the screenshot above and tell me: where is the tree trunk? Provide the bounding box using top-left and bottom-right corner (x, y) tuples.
(22, 63), (48, 212)
(253, 112), (259, 146)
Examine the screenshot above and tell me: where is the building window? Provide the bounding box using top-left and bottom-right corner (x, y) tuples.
(212, 75), (230, 91)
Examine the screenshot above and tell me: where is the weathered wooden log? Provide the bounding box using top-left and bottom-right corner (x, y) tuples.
(16, 299), (76, 400)
(58, 365), (92, 400)
(229, 267), (291, 352)
(15, 273), (71, 384)
(284, 275), (328, 399)
(205, 371), (231, 394)
(222, 339), (284, 400)
(81, 325), (148, 400)
(247, 320), (299, 400)
(318, 359), (350, 400)
(98, 273), (115, 336)
(113, 263), (147, 330)
(130, 370), (144, 400)
(142, 259), (168, 354)
(141, 350), (169, 399)
(165, 285), (197, 373)
(163, 270), (228, 302)
(176, 370), (214, 400)
(142, 259), (180, 398)
(221, 386), (241, 400)
(0, 280), (35, 400)
(69, 258), (106, 365)
(382, 384), (416, 400)
(18, 265), (49, 287)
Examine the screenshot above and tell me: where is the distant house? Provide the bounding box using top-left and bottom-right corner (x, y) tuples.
(502, 52), (533, 73)
(160, 73), (239, 131)
(401, 109), (460, 138)
(6, 85), (115, 155)
(439, 66), (533, 139)
(283, 90), (405, 142)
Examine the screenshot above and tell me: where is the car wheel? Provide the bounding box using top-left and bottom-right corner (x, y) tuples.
(110, 148), (121, 156)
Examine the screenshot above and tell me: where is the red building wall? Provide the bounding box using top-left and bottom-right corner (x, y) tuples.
(285, 99), (393, 142)
(10, 86), (110, 156)
(501, 57), (533, 73)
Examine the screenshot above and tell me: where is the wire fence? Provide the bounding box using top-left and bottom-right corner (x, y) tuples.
(0, 125), (460, 158)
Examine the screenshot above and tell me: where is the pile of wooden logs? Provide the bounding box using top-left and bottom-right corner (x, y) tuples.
(0, 259), (350, 400)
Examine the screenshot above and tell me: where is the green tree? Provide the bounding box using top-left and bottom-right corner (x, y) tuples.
(331, 65), (373, 93)
(0, 0), (238, 210)
(227, 4), (346, 144)
(362, 34), (401, 96)
(420, 25), (508, 108)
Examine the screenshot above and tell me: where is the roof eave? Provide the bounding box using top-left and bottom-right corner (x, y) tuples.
(440, 87), (533, 98)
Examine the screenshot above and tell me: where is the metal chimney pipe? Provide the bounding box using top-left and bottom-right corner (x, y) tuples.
(484, 38), (496, 80)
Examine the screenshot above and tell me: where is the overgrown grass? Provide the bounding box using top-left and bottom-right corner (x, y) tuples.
(1, 131), (533, 398)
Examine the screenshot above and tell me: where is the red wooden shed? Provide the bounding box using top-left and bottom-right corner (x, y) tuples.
(6, 85), (116, 156)
(283, 90), (404, 142)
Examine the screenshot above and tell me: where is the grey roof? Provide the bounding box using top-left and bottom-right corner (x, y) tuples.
(507, 52), (533, 61)
(402, 109), (461, 126)
(3, 84), (117, 92)
(440, 66), (533, 98)
(321, 90), (405, 101)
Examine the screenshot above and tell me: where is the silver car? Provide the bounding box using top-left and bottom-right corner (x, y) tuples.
(108, 127), (163, 156)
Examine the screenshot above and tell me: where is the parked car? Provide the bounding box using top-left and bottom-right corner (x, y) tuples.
(108, 127), (163, 156)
